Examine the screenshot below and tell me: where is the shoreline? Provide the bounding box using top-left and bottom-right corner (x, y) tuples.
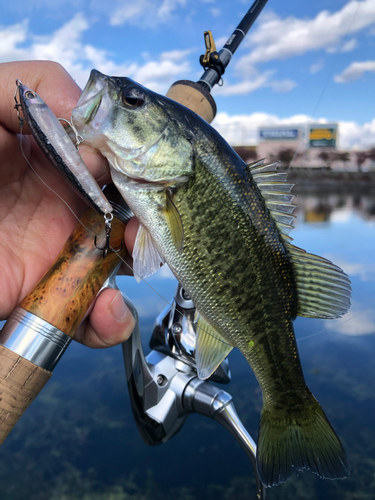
(280, 167), (375, 192)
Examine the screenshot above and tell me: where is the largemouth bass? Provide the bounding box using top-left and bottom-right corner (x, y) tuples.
(72, 70), (351, 487)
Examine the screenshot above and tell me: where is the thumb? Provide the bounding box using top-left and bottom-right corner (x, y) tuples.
(75, 288), (135, 348)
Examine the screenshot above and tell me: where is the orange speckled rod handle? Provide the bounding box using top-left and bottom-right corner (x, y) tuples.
(0, 207), (127, 444)
(19, 209), (127, 337)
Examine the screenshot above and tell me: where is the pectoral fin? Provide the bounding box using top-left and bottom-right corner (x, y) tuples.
(163, 192), (184, 254)
(194, 312), (233, 380)
(133, 223), (165, 283)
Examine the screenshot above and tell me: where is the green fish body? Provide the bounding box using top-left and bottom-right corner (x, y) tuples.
(72, 70), (351, 487)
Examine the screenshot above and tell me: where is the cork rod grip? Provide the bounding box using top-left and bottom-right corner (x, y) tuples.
(0, 208), (127, 443)
(0, 345), (51, 444)
(166, 80), (217, 124)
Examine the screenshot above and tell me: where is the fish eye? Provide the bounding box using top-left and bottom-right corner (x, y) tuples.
(121, 88), (146, 109)
(25, 90), (36, 99)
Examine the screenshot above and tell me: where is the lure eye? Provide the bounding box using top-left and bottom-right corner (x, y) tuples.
(25, 90), (36, 100)
(121, 88), (146, 109)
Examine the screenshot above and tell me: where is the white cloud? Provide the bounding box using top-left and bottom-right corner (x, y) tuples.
(0, 14), (92, 84)
(310, 59), (325, 74)
(214, 70), (272, 96)
(325, 304), (375, 336)
(160, 49), (193, 62)
(337, 118), (375, 149)
(212, 111), (312, 146)
(269, 79), (297, 93)
(109, 0), (186, 27)
(158, 0), (186, 19)
(31, 14), (90, 73)
(209, 8), (221, 18)
(214, 67), (296, 96)
(211, 112), (375, 151)
(110, 2), (148, 26)
(0, 20), (28, 59)
(0, 15), (191, 92)
(335, 60), (375, 82)
(238, 0), (375, 66)
(212, 1), (375, 98)
(323, 254), (375, 281)
(341, 38), (359, 52)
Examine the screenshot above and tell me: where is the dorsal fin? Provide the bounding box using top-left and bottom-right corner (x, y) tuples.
(247, 160), (351, 319)
(246, 160), (296, 241)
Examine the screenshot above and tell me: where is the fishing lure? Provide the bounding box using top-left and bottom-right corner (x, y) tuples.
(14, 79), (113, 217)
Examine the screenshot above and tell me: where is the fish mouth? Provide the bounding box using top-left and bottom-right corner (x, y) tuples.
(73, 70), (108, 125)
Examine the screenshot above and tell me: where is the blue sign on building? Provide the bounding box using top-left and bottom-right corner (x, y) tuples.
(259, 128), (300, 141)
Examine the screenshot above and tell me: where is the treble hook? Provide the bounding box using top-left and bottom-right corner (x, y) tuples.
(14, 79), (25, 129)
(95, 213), (123, 258)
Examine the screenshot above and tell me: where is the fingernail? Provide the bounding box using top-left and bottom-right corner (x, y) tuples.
(109, 291), (128, 321)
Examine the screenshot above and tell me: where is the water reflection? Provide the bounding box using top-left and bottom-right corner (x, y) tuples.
(293, 191), (375, 225)
(1, 187), (375, 500)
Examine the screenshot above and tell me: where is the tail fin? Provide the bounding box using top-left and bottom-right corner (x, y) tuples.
(257, 391), (349, 487)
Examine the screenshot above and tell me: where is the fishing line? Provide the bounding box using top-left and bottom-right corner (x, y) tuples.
(297, 307), (370, 343)
(287, 1), (361, 171)
(20, 120), (360, 351)
(18, 125), (232, 348)
(110, 248), (234, 347)
(18, 131), (100, 240)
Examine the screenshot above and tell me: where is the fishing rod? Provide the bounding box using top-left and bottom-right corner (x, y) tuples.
(167, 0), (269, 123)
(0, 1), (269, 498)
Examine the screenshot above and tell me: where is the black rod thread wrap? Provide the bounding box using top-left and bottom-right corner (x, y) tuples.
(224, 0), (269, 56)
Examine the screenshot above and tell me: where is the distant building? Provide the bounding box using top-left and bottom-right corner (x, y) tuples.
(233, 123), (372, 170)
(254, 123), (348, 168)
(256, 125), (305, 163)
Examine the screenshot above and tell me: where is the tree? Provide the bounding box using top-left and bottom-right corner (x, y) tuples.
(276, 148), (295, 168)
(332, 151), (350, 170)
(233, 146), (257, 163)
(367, 148), (375, 162)
(355, 151), (367, 172)
(318, 150), (335, 169)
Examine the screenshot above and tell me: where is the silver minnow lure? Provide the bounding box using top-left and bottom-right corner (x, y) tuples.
(16, 81), (113, 216)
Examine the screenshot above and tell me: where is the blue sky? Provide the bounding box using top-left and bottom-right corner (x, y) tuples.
(1, 0), (375, 150)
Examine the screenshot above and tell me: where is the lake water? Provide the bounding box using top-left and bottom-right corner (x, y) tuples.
(1, 185), (375, 500)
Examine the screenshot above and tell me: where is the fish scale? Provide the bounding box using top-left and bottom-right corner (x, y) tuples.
(171, 150), (303, 403)
(72, 70), (351, 487)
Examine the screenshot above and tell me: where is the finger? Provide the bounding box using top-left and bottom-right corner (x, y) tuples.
(119, 217), (140, 276)
(0, 61), (110, 182)
(78, 145), (112, 185)
(125, 217), (139, 255)
(74, 288), (135, 348)
(0, 61), (81, 134)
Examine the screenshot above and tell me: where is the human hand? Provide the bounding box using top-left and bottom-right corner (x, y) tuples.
(0, 60), (139, 348)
